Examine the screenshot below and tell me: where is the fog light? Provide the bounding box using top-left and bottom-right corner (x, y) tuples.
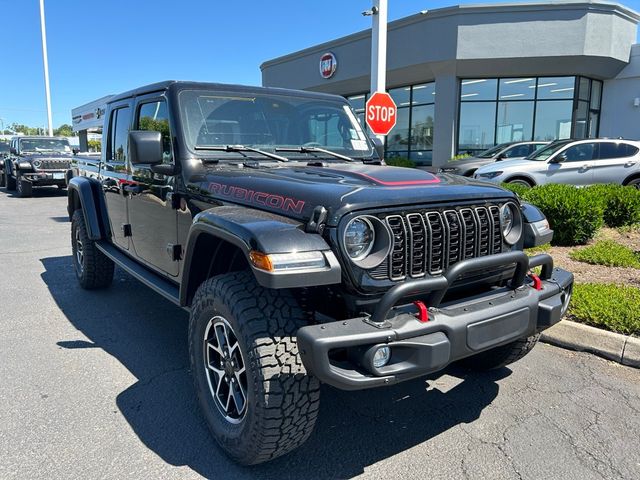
(373, 346), (391, 368)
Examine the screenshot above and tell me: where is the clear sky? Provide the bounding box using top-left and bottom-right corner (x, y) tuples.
(1, 0), (639, 130)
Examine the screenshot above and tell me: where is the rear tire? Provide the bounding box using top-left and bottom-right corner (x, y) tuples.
(71, 209), (114, 289)
(459, 334), (540, 370)
(189, 271), (320, 465)
(0, 171), (5, 188)
(625, 177), (640, 189)
(17, 176), (32, 197)
(6, 171), (16, 191)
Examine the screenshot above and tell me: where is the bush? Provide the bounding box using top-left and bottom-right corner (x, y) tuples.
(500, 182), (530, 197)
(569, 283), (640, 335)
(569, 240), (640, 268)
(521, 184), (603, 246)
(386, 156), (415, 168)
(450, 153), (472, 161)
(585, 184), (640, 228)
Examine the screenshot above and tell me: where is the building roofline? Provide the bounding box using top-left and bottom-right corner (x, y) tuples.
(260, 1), (640, 70)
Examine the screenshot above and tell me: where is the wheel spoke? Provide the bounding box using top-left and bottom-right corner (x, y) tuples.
(214, 324), (227, 352)
(231, 377), (246, 414)
(207, 341), (224, 359)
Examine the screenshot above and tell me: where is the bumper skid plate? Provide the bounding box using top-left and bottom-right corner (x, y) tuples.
(298, 252), (573, 390)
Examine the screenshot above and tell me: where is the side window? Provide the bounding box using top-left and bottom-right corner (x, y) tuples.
(504, 145), (529, 158)
(137, 100), (172, 164)
(562, 143), (596, 162)
(599, 142), (639, 159)
(108, 107), (131, 163)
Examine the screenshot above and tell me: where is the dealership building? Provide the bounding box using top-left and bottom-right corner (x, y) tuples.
(261, 1), (640, 166)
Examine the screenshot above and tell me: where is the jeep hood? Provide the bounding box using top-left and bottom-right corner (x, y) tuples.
(194, 163), (516, 226)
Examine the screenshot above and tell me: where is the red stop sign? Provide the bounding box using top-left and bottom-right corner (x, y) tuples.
(365, 92), (397, 135)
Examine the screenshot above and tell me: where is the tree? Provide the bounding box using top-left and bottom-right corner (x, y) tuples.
(54, 124), (74, 137)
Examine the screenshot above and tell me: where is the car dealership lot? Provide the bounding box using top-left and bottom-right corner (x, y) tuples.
(1, 188), (639, 480)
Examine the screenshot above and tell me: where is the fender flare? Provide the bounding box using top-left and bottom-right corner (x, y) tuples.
(503, 174), (536, 187)
(180, 206), (341, 304)
(67, 176), (110, 240)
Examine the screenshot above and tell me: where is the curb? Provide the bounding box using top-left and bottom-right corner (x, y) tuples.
(540, 320), (640, 368)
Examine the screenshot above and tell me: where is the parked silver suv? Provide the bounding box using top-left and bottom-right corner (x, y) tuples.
(474, 138), (640, 188)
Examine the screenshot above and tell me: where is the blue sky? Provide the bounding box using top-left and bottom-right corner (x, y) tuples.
(1, 0), (639, 129)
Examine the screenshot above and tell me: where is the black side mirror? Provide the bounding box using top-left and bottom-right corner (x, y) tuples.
(369, 136), (385, 161)
(549, 154), (566, 164)
(72, 148), (80, 155)
(10, 147), (16, 155)
(129, 130), (163, 165)
(496, 153), (506, 160)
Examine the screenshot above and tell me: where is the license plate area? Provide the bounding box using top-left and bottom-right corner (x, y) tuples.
(466, 307), (530, 351)
(52, 172), (64, 180)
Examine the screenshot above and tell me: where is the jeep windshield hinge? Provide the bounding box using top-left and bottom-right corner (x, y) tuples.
(167, 243), (182, 261)
(121, 224), (132, 237)
(306, 206), (328, 234)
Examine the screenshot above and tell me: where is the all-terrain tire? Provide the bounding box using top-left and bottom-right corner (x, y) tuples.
(6, 171), (16, 191)
(71, 209), (114, 289)
(0, 171), (5, 188)
(189, 271), (320, 465)
(17, 176), (32, 197)
(460, 333), (541, 370)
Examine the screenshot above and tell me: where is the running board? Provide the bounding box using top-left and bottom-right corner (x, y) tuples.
(95, 241), (184, 309)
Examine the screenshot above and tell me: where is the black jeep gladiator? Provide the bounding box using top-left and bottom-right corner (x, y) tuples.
(67, 81), (573, 465)
(2, 136), (73, 196)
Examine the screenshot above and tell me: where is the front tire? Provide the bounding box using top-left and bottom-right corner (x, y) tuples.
(6, 171), (16, 191)
(189, 271), (320, 465)
(17, 175), (32, 197)
(71, 209), (114, 289)
(506, 178), (534, 188)
(460, 333), (540, 370)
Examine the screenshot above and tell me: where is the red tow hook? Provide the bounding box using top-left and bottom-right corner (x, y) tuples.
(413, 300), (429, 322)
(529, 272), (543, 291)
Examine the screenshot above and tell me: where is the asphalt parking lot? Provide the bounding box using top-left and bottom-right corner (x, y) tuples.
(1, 187), (639, 480)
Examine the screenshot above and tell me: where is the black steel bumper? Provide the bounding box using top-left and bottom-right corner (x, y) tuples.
(297, 251), (573, 390)
(22, 171), (67, 185)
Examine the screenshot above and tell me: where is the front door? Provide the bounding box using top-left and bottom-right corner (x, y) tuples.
(127, 97), (180, 277)
(101, 103), (132, 250)
(545, 142), (597, 186)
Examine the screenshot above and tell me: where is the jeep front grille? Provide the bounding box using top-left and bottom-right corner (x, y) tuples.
(38, 159), (70, 170)
(372, 205), (503, 281)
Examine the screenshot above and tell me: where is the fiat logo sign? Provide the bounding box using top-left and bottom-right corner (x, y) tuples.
(319, 52), (337, 79)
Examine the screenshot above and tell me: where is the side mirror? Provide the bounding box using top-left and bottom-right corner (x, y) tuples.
(10, 147), (16, 155)
(549, 154), (566, 164)
(129, 130), (163, 165)
(72, 148), (80, 155)
(369, 136), (385, 161)
(496, 153), (506, 160)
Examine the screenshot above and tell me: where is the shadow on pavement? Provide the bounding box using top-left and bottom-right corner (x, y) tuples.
(3, 186), (68, 198)
(41, 255), (508, 479)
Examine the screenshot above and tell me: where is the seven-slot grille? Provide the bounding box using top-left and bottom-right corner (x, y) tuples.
(36, 159), (70, 170)
(374, 205), (504, 281)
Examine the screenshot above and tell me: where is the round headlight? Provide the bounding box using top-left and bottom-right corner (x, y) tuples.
(33, 160), (42, 168)
(344, 217), (375, 260)
(500, 202), (522, 245)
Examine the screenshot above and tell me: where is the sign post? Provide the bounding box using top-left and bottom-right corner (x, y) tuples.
(369, 0), (389, 142)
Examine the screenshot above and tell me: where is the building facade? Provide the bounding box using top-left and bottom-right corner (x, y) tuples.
(261, 1), (640, 166)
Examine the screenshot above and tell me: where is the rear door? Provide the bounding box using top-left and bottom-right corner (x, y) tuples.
(545, 142), (597, 186)
(590, 142), (640, 185)
(100, 102), (132, 250)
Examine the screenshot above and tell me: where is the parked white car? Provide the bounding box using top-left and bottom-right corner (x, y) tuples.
(474, 138), (640, 188)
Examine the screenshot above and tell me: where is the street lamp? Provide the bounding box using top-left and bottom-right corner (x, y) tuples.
(39, 0), (54, 136)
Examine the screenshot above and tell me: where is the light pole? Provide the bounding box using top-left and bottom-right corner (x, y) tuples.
(39, 0), (54, 136)
(363, 0), (388, 143)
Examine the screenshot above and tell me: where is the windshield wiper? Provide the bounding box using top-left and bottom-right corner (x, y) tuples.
(195, 144), (288, 162)
(275, 146), (357, 162)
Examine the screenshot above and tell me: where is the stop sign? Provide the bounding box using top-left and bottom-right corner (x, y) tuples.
(365, 92), (397, 136)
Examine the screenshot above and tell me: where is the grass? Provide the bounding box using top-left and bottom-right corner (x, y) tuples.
(569, 283), (640, 335)
(525, 243), (551, 256)
(569, 240), (640, 269)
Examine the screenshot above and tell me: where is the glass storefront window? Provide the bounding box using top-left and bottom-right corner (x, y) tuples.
(461, 79), (497, 101)
(389, 86), (411, 107)
(412, 83), (436, 104)
(499, 78), (535, 100)
(574, 101), (589, 138)
(496, 101), (534, 143)
(458, 102), (497, 152)
(591, 81), (602, 110)
(578, 77), (590, 101)
(386, 107), (410, 151)
(533, 100), (573, 141)
(347, 94), (366, 111)
(411, 104), (434, 150)
(536, 77), (575, 100)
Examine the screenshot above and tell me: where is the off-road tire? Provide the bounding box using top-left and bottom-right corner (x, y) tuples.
(17, 175), (32, 197)
(71, 209), (114, 289)
(460, 333), (540, 370)
(0, 171), (5, 188)
(189, 271), (320, 465)
(6, 171), (16, 191)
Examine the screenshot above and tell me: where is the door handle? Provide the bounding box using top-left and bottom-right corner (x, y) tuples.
(625, 161), (636, 167)
(582, 164), (590, 170)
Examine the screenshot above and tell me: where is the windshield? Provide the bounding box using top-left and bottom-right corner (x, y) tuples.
(477, 143), (511, 158)
(179, 90), (373, 159)
(20, 138), (71, 153)
(526, 140), (573, 161)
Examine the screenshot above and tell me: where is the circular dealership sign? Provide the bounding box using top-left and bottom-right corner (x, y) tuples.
(319, 52), (337, 79)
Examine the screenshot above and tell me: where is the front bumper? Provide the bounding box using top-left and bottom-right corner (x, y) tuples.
(22, 170), (67, 185)
(298, 251), (573, 390)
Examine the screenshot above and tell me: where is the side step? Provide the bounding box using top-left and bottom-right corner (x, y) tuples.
(95, 241), (184, 309)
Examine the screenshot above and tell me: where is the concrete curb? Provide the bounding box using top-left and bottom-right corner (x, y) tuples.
(540, 320), (640, 368)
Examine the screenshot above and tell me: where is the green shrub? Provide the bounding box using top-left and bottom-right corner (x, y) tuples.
(569, 283), (640, 335)
(386, 156), (416, 168)
(585, 184), (640, 228)
(450, 153), (472, 161)
(500, 182), (530, 197)
(521, 184), (603, 246)
(569, 240), (640, 268)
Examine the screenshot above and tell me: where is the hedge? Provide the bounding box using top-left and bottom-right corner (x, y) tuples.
(569, 283), (640, 335)
(585, 184), (640, 228)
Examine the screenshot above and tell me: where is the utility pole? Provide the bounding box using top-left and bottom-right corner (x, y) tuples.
(364, 0), (388, 142)
(39, 0), (53, 136)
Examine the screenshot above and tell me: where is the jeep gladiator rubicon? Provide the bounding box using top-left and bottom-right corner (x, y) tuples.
(67, 81), (573, 465)
(3, 136), (73, 196)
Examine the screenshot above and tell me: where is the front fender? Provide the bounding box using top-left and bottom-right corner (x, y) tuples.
(67, 176), (110, 240)
(180, 206), (341, 300)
